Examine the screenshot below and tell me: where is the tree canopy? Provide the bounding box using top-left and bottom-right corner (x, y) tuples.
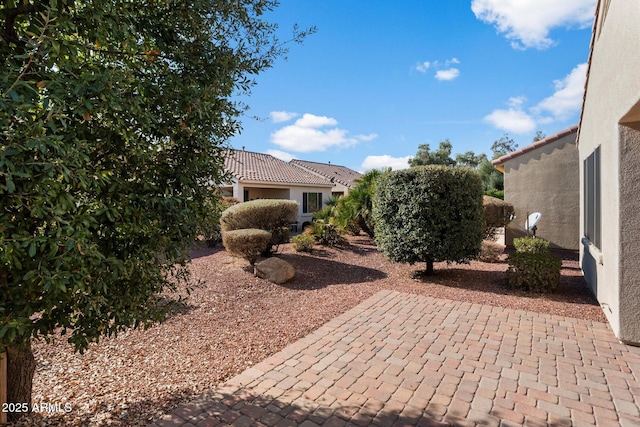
(408, 140), (456, 167)
(1, 0), (312, 414)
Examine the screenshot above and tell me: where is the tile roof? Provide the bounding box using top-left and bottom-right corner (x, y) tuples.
(290, 159), (363, 188)
(492, 125), (579, 167)
(224, 149), (333, 186)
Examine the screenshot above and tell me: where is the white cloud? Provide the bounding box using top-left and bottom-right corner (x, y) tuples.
(533, 63), (587, 119)
(267, 149), (295, 162)
(484, 64), (587, 133)
(271, 113), (377, 153)
(270, 111), (299, 123)
(484, 96), (536, 133)
(355, 133), (378, 142)
(471, 0), (596, 49)
(361, 155), (412, 171)
(415, 61), (431, 73)
(435, 68), (460, 81)
(416, 57), (462, 81)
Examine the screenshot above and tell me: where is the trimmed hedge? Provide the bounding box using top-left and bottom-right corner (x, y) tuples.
(505, 237), (561, 292)
(373, 165), (484, 274)
(220, 199), (298, 254)
(222, 228), (271, 265)
(513, 237), (549, 254)
(483, 196), (514, 240)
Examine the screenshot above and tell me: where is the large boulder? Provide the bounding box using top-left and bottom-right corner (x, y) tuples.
(254, 257), (295, 284)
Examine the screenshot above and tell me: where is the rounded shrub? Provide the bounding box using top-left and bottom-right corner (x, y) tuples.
(220, 199), (298, 254)
(291, 233), (315, 252)
(513, 237), (550, 254)
(222, 228), (272, 265)
(373, 165), (484, 275)
(505, 237), (561, 292)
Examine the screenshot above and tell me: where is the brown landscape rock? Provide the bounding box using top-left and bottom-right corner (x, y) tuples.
(254, 257), (295, 284)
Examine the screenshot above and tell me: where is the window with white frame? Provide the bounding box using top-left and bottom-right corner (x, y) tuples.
(584, 146), (601, 249)
(303, 192), (322, 213)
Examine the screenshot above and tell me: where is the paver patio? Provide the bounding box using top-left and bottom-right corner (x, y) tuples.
(151, 290), (640, 426)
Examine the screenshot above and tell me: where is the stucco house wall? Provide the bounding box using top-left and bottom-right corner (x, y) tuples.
(222, 150), (334, 228)
(578, 0), (640, 344)
(493, 127), (579, 250)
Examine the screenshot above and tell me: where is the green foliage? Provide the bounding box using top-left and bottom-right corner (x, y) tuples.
(222, 229), (271, 265)
(484, 189), (504, 199)
(506, 238), (561, 292)
(491, 134), (519, 159)
(505, 252), (562, 292)
(291, 233), (315, 252)
(220, 199), (298, 254)
(513, 237), (550, 254)
(483, 196), (514, 240)
(408, 140), (456, 167)
(455, 151), (488, 169)
(333, 169), (385, 237)
(373, 165), (484, 274)
(1, 0), (312, 354)
(305, 221), (346, 247)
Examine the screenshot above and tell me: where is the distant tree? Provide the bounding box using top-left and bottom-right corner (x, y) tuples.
(533, 131), (547, 142)
(455, 151), (488, 169)
(1, 0), (312, 418)
(373, 166), (484, 275)
(490, 134), (519, 159)
(408, 140), (456, 167)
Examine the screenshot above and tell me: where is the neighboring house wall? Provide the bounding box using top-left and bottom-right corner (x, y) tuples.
(222, 150), (334, 227)
(578, 0), (640, 344)
(494, 127), (579, 250)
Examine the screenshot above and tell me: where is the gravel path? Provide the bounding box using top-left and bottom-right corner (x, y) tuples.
(12, 236), (604, 426)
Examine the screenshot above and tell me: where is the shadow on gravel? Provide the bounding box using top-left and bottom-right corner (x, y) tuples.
(277, 253), (387, 290)
(411, 263), (600, 307)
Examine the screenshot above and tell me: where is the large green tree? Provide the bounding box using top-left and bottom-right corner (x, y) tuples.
(373, 165), (484, 275)
(1, 0), (311, 418)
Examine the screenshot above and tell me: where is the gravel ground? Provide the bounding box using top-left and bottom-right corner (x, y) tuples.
(12, 235), (605, 426)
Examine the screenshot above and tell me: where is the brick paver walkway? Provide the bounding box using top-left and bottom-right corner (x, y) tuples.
(152, 290), (640, 427)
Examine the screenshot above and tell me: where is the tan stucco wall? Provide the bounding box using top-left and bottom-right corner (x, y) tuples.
(503, 134), (579, 250)
(579, 0), (640, 343)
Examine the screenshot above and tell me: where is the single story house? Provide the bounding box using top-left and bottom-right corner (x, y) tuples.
(222, 149), (334, 228)
(492, 125), (579, 250)
(578, 0), (640, 344)
(289, 159), (363, 197)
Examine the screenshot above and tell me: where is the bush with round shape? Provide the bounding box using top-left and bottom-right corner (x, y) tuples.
(222, 229), (271, 265)
(291, 233), (315, 252)
(220, 199), (298, 254)
(505, 237), (561, 292)
(373, 165), (484, 275)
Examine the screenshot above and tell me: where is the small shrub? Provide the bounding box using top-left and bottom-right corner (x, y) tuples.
(306, 220), (347, 247)
(513, 237), (549, 254)
(505, 252), (562, 293)
(222, 228), (271, 265)
(506, 237), (561, 292)
(479, 241), (504, 263)
(220, 199), (298, 254)
(291, 233), (315, 252)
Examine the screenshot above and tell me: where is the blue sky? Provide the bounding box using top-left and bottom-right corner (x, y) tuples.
(230, 0), (595, 172)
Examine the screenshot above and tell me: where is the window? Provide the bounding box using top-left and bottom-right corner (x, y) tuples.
(303, 192), (322, 213)
(584, 147), (601, 249)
